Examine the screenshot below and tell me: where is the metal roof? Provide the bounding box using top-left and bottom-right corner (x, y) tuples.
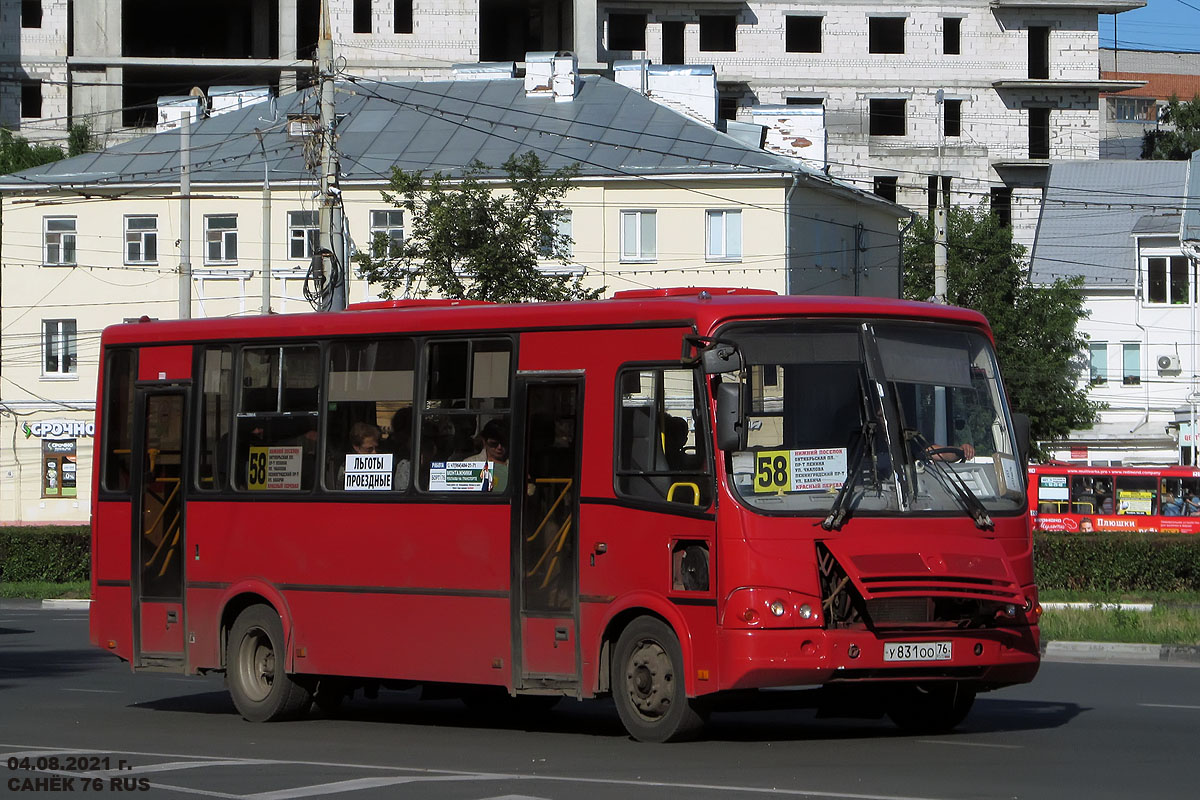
(1029, 159), (1188, 286)
(0, 75), (844, 193)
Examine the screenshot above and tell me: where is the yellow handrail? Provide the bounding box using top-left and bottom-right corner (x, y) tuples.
(667, 482), (700, 506)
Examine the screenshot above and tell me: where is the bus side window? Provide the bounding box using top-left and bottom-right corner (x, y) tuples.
(324, 338), (415, 492)
(195, 346), (233, 492)
(615, 367), (712, 508)
(101, 348), (137, 492)
(234, 345), (320, 491)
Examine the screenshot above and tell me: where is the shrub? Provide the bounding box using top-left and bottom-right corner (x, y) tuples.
(1035, 532), (1200, 592)
(0, 526), (91, 583)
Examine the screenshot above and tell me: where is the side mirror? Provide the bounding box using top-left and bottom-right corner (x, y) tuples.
(1012, 412), (1031, 468)
(716, 383), (742, 451)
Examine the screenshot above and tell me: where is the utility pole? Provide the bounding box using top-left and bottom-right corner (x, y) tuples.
(318, 0), (347, 311)
(178, 93), (200, 320)
(256, 129), (272, 315)
(933, 89), (947, 304)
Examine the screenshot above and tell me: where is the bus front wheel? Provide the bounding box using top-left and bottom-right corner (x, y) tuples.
(226, 605), (312, 722)
(611, 617), (707, 743)
(886, 682), (976, 734)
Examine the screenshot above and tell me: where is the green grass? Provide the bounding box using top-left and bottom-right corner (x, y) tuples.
(1039, 605), (1200, 646)
(0, 581), (90, 600)
(1040, 588), (1200, 604)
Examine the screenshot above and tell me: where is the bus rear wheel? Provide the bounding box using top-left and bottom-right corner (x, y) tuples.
(226, 605), (312, 722)
(611, 617), (707, 743)
(886, 682), (976, 734)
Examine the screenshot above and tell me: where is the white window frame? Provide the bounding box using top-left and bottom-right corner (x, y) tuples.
(203, 214), (238, 265)
(1089, 342), (1107, 385)
(42, 319), (78, 378)
(620, 210), (656, 263)
(538, 210), (573, 260)
(44, 216), (77, 266)
(1142, 253), (1191, 305)
(369, 210), (404, 258)
(1122, 342), (1141, 387)
(124, 215), (158, 265)
(705, 209), (742, 261)
(289, 211), (319, 260)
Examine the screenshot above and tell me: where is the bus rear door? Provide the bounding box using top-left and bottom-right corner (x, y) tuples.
(131, 383), (189, 668)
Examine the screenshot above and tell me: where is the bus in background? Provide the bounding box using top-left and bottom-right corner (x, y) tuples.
(1030, 463), (1200, 534)
(89, 288), (1040, 742)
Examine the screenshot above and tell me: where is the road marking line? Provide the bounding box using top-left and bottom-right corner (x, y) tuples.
(89, 759), (273, 777)
(243, 774), (503, 800)
(1139, 703), (1200, 710)
(61, 688), (121, 694)
(918, 740), (1022, 749)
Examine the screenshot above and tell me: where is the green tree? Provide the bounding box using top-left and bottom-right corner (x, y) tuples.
(354, 152), (601, 303)
(903, 206), (1099, 447)
(1141, 95), (1200, 160)
(0, 123), (95, 175)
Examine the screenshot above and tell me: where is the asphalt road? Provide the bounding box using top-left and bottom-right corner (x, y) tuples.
(2, 603), (1198, 800)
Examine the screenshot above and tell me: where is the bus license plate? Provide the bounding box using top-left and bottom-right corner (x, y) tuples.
(883, 641), (952, 662)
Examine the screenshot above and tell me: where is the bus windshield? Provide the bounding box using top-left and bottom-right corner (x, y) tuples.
(724, 319), (1026, 517)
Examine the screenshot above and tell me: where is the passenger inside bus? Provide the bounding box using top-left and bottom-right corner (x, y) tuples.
(466, 419), (509, 492)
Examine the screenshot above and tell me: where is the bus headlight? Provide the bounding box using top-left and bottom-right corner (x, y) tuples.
(722, 588), (822, 629)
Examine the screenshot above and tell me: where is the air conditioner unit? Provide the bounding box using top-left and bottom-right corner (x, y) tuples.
(1158, 354), (1182, 375)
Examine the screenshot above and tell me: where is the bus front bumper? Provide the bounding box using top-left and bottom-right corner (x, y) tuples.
(716, 625), (1040, 692)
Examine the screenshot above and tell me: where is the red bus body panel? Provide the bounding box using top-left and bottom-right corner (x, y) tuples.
(88, 292), (1038, 705)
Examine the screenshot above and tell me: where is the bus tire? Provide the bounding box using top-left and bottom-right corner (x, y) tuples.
(226, 605), (312, 722)
(886, 682), (976, 734)
(611, 617), (707, 743)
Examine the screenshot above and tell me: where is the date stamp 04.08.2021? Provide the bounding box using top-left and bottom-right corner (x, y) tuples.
(7, 756), (150, 793)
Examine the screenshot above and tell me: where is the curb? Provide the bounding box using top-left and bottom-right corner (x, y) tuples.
(41, 598), (91, 609)
(1042, 640), (1200, 665)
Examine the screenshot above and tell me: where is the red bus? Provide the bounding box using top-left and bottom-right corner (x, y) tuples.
(1030, 463), (1200, 534)
(89, 288), (1040, 742)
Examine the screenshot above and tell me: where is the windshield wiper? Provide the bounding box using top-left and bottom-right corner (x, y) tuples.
(909, 431), (994, 530)
(821, 420), (875, 531)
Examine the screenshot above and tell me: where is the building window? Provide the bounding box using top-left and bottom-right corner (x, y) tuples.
(1029, 26), (1050, 79)
(289, 211), (319, 259)
(706, 210), (742, 261)
(1122, 343), (1140, 386)
(869, 99), (906, 136)
(44, 217), (76, 265)
(699, 15), (737, 52)
(990, 187), (1012, 228)
(539, 210), (573, 259)
(125, 216), (158, 264)
(1146, 255), (1190, 304)
(787, 97), (823, 106)
(944, 17), (961, 55)
(205, 215), (238, 264)
(869, 17), (905, 54)
(1089, 343), (1107, 384)
(369, 210), (404, 257)
(21, 81), (42, 118)
(1112, 97), (1156, 122)
(394, 0), (413, 34)
(663, 21), (685, 63)
(42, 439), (78, 498)
(353, 0), (372, 33)
(608, 13), (647, 51)
(874, 176), (898, 202)
(786, 16), (821, 53)
(944, 98), (962, 137)
(1029, 108), (1051, 159)
(620, 210), (656, 262)
(927, 176), (951, 216)
(22, 1), (42, 28)
(43, 319), (77, 376)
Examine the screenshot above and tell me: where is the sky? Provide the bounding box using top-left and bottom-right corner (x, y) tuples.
(1101, 0), (1200, 52)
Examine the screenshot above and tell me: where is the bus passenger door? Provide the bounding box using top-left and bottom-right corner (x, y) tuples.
(132, 388), (188, 668)
(512, 377), (583, 692)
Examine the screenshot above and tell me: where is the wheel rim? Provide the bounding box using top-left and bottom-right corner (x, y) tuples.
(623, 637), (674, 721)
(236, 626), (275, 702)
